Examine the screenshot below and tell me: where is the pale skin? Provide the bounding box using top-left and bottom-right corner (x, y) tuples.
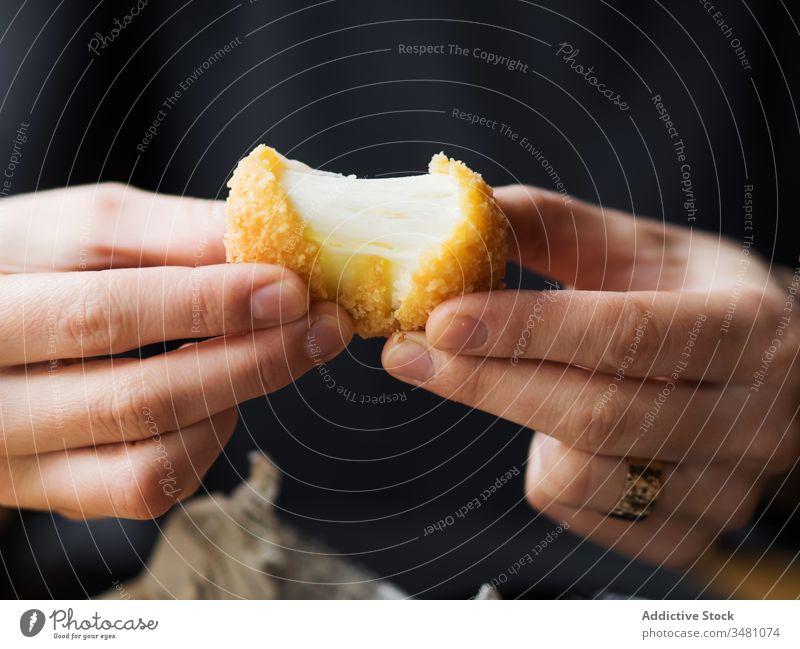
(2, 183), (798, 572)
(382, 185), (800, 569)
(0, 183), (353, 520)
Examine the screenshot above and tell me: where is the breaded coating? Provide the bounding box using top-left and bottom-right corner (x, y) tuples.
(225, 145), (507, 337)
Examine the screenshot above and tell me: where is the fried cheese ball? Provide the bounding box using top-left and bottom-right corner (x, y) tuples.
(225, 145), (508, 338)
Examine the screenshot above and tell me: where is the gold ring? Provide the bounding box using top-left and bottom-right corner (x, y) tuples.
(608, 459), (664, 521)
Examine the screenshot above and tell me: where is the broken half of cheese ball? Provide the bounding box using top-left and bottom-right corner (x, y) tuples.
(224, 145), (508, 337)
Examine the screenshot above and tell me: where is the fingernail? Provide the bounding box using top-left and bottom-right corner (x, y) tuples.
(251, 280), (307, 325)
(305, 316), (347, 361)
(383, 335), (434, 382)
(432, 315), (487, 350)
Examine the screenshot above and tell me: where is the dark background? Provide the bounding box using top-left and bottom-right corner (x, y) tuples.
(1, 0), (798, 599)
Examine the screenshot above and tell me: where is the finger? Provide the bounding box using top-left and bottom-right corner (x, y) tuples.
(496, 184), (679, 290)
(56, 508), (96, 521)
(0, 408), (238, 519)
(425, 288), (779, 381)
(3, 302), (352, 455)
(527, 435), (759, 529)
(528, 500), (718, 570)
(0, 263), (309, 365)
(381, 332), (738, 462)
(0, 183), (226, 273)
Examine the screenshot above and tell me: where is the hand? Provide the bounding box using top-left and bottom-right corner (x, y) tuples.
(0, 184), (353, 520)
(382, 184), (800, 568)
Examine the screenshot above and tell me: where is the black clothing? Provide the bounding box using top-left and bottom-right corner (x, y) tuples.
(1, 0), (798, 598)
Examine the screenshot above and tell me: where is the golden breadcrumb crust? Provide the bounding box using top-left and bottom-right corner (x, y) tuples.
(224, 145), (507, 338)
(393, 153), (507, 332)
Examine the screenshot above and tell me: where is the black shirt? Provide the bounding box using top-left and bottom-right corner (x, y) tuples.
(1, 0), (798, 599)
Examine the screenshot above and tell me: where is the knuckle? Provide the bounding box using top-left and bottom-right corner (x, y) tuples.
(85, 384), (118, 442)
(562, 383), (628, 453)
(597, 300), (659, 376)
(111, 461), (175, 520)
(117, 390), (149, 437)
(450, 367), (491, 409)
(86, 184), (127, 248)
(60, 278), (126, 353)
(449, 374), (477, 407)
(177, 268), (223, 336)
(89, 372), (160, 443)
(255, 348), (287, 394)
(91, 183), (128, 220)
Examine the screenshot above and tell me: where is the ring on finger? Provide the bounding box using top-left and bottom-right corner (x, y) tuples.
(607, 458), (664, 522)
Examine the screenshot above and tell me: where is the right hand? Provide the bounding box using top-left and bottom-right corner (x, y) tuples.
(0, 183), (353, 520)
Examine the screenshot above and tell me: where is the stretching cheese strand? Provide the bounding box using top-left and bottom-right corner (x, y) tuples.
(225, 145), (507, 337)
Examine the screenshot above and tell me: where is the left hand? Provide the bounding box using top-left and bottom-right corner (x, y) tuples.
(0, 184), (353, 520)
(382, 184), (800, 568)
